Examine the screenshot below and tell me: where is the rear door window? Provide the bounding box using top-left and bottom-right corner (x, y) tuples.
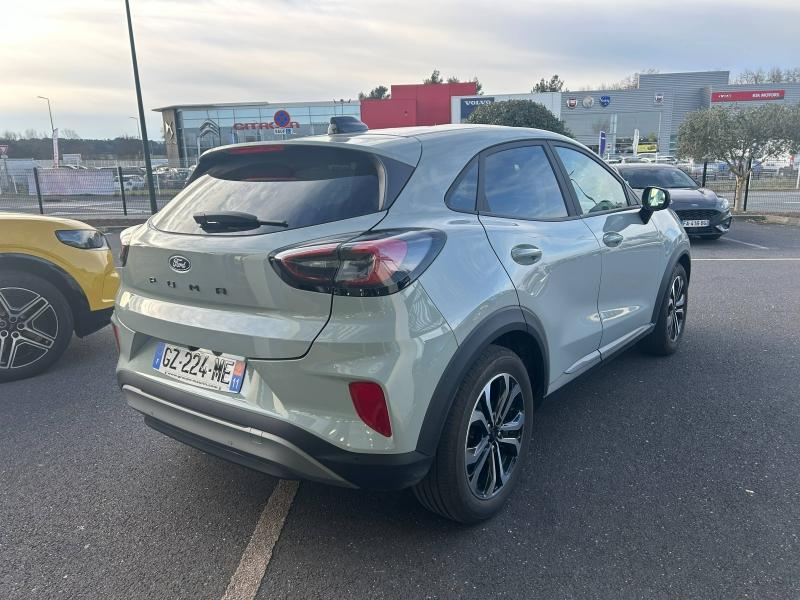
(481, 145), (568, 220)
(151, 145), (414, 235)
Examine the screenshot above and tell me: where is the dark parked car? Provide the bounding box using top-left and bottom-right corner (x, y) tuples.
(616, 164), (732, 239)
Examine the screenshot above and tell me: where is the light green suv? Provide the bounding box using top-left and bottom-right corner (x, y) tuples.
(114, 122), (690, 523)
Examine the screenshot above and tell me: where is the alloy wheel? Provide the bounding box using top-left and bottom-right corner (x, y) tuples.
(0, 287), (59, 370)
(464, 372), (525, 499)
(666, 274), (686, 343)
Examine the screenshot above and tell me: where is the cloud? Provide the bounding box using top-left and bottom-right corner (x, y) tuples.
(2, 0), (798, 138)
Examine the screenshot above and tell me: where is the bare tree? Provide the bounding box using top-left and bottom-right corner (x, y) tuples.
(735, 66), (800, 84)
(582, 68), (658, 91)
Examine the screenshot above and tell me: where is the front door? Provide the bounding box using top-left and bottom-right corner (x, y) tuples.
(552, 145), (666, 351)
(475, 142), (604, 391)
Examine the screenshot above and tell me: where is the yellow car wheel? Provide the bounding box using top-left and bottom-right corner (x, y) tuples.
(0, 270), (74, 383)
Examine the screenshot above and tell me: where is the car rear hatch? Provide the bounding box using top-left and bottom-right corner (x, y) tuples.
(117, 138), (420, 359)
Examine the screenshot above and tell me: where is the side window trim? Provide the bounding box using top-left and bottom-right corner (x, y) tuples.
(547, 141), (637, 216)
(476, 140), (580, 221)
(444, 155), (480, 213)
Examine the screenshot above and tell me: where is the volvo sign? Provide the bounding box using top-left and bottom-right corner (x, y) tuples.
(460, 97), (495, 121)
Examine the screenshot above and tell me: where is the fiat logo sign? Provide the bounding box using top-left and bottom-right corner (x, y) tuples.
(169, 255), (191, 273)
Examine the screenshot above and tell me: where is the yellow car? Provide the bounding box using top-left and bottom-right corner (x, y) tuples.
(0, 213), (119, 382)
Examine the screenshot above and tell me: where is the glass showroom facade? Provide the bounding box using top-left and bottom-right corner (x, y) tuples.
(156, 101), (361, 166)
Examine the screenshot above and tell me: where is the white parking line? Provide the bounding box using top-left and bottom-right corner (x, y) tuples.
(221, 480), (299, 600)
(694, 258), (800, 261)
(720, 237), (770, 250)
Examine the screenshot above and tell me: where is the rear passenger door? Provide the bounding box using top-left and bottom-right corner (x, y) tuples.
(474, 142), (604, 391)
(551, 144), (666, 352)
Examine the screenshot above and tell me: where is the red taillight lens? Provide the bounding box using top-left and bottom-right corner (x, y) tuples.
(227, 145), (285, 155)
(270, 229), (445, 296)
(349, 381), (392, 437)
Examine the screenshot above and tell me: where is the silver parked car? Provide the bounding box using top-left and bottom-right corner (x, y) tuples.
(114, 122), (690, 523)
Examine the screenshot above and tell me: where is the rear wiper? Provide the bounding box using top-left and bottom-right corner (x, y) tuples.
(193, 211), (288, 231)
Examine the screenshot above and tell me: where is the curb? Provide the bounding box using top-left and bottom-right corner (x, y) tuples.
(733, 213), (800, 226)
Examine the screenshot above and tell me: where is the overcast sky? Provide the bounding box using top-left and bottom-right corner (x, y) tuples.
(2, 0), (798, 139)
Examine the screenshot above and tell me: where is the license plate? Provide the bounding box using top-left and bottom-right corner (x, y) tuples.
(152, 342), (246, 393)
(682, 219), (709, 228)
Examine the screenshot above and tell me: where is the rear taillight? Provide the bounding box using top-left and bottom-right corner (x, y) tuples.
(269, 229), (445, 296)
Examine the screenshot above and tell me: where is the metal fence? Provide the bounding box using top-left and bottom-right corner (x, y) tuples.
(0, 162), (189, 219)
(685, 162), (800, 214)
(2, 157), (799, 220)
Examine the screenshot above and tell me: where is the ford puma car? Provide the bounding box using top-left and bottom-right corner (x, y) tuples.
(114, 123), (690, 523)
(0, 214), (119, 382)
(616, 163), (732, 239)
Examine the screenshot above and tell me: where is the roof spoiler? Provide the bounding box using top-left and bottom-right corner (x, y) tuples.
(327, 116), (369, 135)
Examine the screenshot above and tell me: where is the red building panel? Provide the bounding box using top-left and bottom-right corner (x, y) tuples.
(360, 98), (417, 129)
(360, 81), (478, 130)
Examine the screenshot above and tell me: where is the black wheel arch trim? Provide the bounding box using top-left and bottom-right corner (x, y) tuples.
(414, 305), (549, 457)
(0, 252), (106, 337)
(651, 248), (691, 323)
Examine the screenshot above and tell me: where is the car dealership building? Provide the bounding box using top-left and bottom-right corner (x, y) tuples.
(156, 71), (800, 166)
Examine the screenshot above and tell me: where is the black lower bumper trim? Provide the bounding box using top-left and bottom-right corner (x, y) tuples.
(119, 370), (432, 490)
(75, 306), (113, 338)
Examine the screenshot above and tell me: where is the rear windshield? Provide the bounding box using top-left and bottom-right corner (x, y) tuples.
(617, 167), (698, 190)
(151, 145), (414, 235)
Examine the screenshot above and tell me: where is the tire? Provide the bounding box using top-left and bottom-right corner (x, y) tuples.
(413, 345), (534, 523)
(641, 263), (688, 356)
(0, 271), (74, 383)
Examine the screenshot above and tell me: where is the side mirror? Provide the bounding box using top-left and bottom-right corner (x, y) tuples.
(640, 186), (671, 223)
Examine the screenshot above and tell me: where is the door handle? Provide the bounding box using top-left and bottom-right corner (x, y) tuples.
(602, 232), (624, 247)
(511, 244), (543, 265)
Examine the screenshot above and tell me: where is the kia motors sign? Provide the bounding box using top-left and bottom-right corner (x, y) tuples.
(711, 90), (785, 103)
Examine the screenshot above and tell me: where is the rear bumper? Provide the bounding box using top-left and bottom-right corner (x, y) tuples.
(119, 370), (433, 490)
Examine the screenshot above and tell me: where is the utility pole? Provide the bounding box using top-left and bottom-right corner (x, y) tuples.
(124, 0), (158, 214)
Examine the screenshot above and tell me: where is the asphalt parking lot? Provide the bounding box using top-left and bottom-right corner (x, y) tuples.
(1, 220), (799, 599)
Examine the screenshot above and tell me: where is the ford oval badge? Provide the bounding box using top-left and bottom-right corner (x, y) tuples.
(169, 255), (191, 273)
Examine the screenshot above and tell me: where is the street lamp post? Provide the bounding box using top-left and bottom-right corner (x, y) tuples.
(129, 116), (141, 140)
(37, 96), (54, 132)
(37, 95), (57, 167)
(124, 0), (158, 214)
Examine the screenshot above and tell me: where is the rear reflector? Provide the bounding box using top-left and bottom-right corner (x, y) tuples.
(349, 382), (392, 437)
